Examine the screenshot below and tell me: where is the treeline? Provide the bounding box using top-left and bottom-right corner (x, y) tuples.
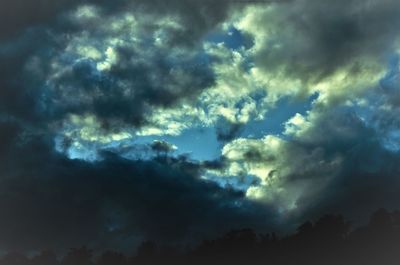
(1, 208), (400, 265)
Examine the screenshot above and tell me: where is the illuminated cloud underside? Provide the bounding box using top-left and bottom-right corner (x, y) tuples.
(41, 2), (400, 211)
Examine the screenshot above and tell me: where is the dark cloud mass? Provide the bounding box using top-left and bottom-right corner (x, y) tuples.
(1, 0), (400, 255)
(0, 0), (277, 252)
(0, 0), (237, 128)
(0, 0), (77, 40)
(0, 121), (277, 252)
(250, 0), (400, 82)
(288, 106), (400, 223)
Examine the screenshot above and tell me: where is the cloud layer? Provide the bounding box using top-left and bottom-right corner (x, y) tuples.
(1, 0), (400, 253)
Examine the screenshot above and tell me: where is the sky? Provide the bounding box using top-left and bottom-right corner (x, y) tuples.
(1, 0), (400, 253)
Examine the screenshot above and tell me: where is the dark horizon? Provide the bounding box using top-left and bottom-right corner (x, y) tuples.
(1, 208), (399, 265)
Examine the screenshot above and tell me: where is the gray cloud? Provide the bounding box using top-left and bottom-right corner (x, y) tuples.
(243, 0), (400, 81)
(217, 97), (400, 229)
(1, 0), (400, 254)
(0, 121), (279, 253)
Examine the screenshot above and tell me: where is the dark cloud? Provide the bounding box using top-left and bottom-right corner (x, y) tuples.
(216, 120), (244, 142)
(250, 0), (400, 81)
(278, 106), (400, 226)
(0, 0), (238, 44)
(0, 121), (278, 253)
(299, 144), (400, 224)
(0, 0), (289, 130)
(0, 0), (80, 40)
(150, 140), (176, 154)
(1, 0), (400, 255)
(40, 49), (214, 127)
(0, 0), (233, 130)
(216, 97), (400, 230)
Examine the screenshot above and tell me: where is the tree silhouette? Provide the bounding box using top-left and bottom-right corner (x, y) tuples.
(134, 241), (158, 265)
(0, 252), (29, 265)
(61, 247), (93, 265)
(30, 250), (59, 265)
(96, 251), (127, 265)
(1, 209), (400, 265)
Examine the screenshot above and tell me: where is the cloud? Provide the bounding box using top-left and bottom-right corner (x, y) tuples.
(209, 86), (400, 226)
(3, 0), (397, 137)
(0, 0), (79, 40)
(0, 1), (285, 249)
(41, 6), (216, 126)
(150, 140), (177, 153)
(0, 0), (297, 145)
(230, 0), (400, 105)
(0, 121), (279, 252)
(0, 0), (241, 126)
(142, 0), (400, 142)
(2, 0), (400, 254)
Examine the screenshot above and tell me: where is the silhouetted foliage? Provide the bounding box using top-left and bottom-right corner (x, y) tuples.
(96, 251), (127, 265)
(61, 247), (93, 265)
(2, 209), (400, 265)
(0, 252), (29, 265)
(31, 250), (59, 265)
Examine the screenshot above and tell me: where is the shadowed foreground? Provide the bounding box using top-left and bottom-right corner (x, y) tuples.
(1, 209), (400, 265)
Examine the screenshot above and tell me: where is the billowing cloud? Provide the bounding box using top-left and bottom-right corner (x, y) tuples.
(209, 87), (400, 224)
(0, 121), (279, 252)
(1, 0), (400, 255)
(229, 0), (395, 106)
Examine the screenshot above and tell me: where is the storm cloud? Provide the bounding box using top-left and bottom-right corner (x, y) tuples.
(0, 121), (279, 252)
(1, 0), (400, 255)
